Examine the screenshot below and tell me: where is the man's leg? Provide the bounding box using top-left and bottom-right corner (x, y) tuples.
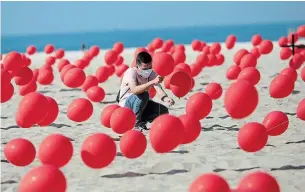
(124, 92), (149, 126)
(142, 100), (169, 123)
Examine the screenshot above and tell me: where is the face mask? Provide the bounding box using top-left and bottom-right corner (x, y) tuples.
(139, 69), (152, 78)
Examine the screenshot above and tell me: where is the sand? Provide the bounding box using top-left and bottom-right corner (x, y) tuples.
(1, 41), (305, 192)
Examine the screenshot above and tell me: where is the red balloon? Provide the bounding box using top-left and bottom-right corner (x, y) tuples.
(172, 50), (186, 64)
(191, 40), (202, 51)
(196, 53), (209, 68)
(55, 49), (65, 59)
(57, 59), (70, 72)
(105, 50), (118, 65)
(163, 74), (172, 89)
(259, 40), (273, 54)
(152, 52), (175, 76)
(189, 173), (230, 192)
(301, 66), (305, 82)
(190, 63), (202, 77)
(86, 86), (105, 102)
(37, 69), (54, 85)
(114, 55), (124, 66)
(45, 56), (56, 66)
(226, 65), (241, 80)
(1, 82), (14, 103)
(14, 67), (33, 86)
(205, 82), (223, 100)
(44, 44), (55, 54)
(234, 49), (249, 65)
(280, 47), (292, 60)
(186, 92), (213, 120)
(100, 104), (121, 128)
(237, 67), (261, 85)
(96, 66), (109, 83)
(149, 86), (157, 98)
(202, 45), (210, 54)
(278, 36), (288, 46)
(238, 122), (268, 152)
(1, 67), (12, 84)
(289, 53), (303, 70)
(175, 44), (186, 52)
(19, 165), (67, 192)
(105, 64), (115, 76)
(210, 42), (221, 54)
(26, 45), (36, 55)
(297, 25), (305, 37)
(16, 92), (48, 128)
(269, 75), (294, 99)
(170, 71), (192, 97)
(19, 81), (37, 96)
(67, 98), (93, 122)
(60, 64), (76, 81)
(239, 54), (257, 70)
(32, 68), (39, 81)
(262, 111), (289, 136)
(110, 107), (136, 134)
(251, 34), (263, 46)
(297, 98), (305, 121)
(3, 51), (23, 73)
(22, 54), (31, 67)
(81, 133), (116, 168)
(115, 64), (129, 77)
(237, 171), (280, 192)
(37, 96), (59, 126)
(89, 45), (100, 57)
(113, 42), (124, 54)
(280, 67), (297, 82)
(40, 64), (53, 72)
(215, 54), (225, 66)
(179, 114), (201, 144)
(74, 59), (89, 69)
(38, 134), (73, 168)
(206, 54), (217, 67)
(4, 138), (36, 166)
(149, 114), (184, 153)
(152, 37), (164, 49)
(82, 75), (99, 92)
(175, 63), (191, 75)
(250, 47), (261, 59)
(226, 34), (237, 49)
(161, 40), (174, 52)
(224, 80), (258, 119)
(63, 68), (86, 88)
(120, 130), (147, 159)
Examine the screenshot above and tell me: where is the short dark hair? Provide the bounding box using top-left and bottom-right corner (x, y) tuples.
(136, 51), (152, 66)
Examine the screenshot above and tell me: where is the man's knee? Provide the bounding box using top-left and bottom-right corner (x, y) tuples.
(160, 104), (169, 115)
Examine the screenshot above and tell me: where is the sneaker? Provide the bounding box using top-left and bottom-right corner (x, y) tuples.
(134, 122), (149, 132)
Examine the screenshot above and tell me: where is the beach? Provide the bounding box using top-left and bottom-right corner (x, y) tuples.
(1, 41), (305, 192)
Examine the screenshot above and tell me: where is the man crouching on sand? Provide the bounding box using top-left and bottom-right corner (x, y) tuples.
(117, 51), (175, 131)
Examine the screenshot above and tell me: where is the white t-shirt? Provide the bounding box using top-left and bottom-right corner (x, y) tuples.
(119, 67), (160, 107)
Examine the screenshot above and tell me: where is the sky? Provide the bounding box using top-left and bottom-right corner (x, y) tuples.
(1, 1), (305, 36)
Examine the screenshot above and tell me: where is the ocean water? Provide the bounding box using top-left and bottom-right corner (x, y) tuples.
(1, 21), (304, 54)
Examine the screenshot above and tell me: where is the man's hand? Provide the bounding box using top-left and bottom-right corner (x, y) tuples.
(164, 97), (175, 107)
(151, 75), (164, 85)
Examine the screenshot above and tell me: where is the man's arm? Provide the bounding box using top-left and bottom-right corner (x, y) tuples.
(129, 81), (154, 95)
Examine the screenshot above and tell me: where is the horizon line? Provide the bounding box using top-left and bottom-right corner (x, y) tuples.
(2, 19), (304, 38)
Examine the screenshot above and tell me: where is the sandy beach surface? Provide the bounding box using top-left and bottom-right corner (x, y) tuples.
(1, 42), (305, 192)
